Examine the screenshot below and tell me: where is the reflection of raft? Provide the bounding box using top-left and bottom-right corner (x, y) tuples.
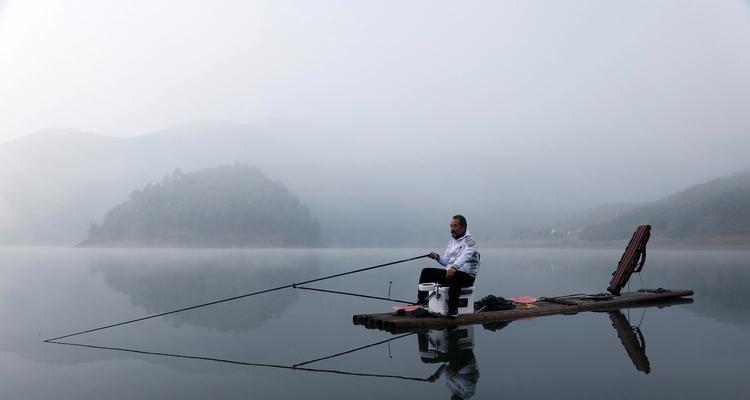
(353, 289), (693, 333)
(609, 310), (650, 374)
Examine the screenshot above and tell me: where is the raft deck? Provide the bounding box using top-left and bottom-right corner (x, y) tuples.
(353, 288), (693, 333)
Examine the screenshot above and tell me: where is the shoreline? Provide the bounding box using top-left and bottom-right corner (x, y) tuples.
(480, 238), (750, 251)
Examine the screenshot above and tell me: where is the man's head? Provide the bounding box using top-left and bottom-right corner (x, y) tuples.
(450, 215), (467, 239)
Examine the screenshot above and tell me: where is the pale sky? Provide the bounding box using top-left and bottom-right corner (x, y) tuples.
(1, 0), (749, 138)
(2, 0), (750, 243)
(1, 0), (750, 185)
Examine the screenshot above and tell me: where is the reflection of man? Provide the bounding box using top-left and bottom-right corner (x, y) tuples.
(420, 328), (479, 399)
(419, 215), (480, 318)
(428, 355), (479, 400)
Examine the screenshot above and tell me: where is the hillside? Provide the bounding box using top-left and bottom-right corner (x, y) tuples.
(2, 122), (748, 247)
(0, 122), (463, 246)
(80, 165), (322, 247)
(516, 202), (644, 240)
(579, 171), (750, 241)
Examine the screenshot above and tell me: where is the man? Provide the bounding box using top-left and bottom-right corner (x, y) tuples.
(418, 214), (480, 318)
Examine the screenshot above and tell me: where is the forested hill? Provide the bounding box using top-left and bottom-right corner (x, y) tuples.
(579, 170), (750, 242)
(81, 165), (322, 247)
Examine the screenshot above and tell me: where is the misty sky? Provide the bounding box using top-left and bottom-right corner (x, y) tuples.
(2, 0), (750, 210)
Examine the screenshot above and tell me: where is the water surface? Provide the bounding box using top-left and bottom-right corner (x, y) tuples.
(1, 247), (748, 399)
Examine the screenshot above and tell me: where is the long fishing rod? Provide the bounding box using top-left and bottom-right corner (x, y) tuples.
(46, 254), (430, 342)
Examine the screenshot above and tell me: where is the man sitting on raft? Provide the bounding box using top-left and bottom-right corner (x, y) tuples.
(419, 214), (480, 318)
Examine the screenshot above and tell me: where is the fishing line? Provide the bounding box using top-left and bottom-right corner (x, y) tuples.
(46, 254), (430, 342)
(636, 306), (648, 328)
(292, 332), (414, 367)
(294, 285), (417, 305)
(637, 271), (647, 290)
(45, 339), (428, 382)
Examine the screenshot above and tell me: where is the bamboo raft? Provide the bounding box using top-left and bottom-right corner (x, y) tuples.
(353, 288), (694, 333)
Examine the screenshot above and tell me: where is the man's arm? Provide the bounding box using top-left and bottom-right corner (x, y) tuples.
(436, 253), (449, 266)
(438, 240), (453, 266)
(427, 363), (447, 382)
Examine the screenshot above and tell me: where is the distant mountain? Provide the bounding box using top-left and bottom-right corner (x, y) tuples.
(0, 122), (327, 245)
(520, 202), (644, 240)
(4, 121), (745, 247)
(579, 170), (750, 241)
(80, 165), (322, 247)
(0, 121), (498, 247)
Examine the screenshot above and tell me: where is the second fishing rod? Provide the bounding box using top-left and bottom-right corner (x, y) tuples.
(46, 253), (430, 342)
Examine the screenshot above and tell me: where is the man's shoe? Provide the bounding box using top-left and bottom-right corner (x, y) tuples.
(447, 309), (459, 319)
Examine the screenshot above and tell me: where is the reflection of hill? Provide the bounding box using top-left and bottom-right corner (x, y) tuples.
(93, 251), (320, 333)
(489, 248), (750, 330)
(647, 251), (750, 329)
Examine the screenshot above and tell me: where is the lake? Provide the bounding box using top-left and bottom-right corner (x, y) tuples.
(1, 247), (748, 399)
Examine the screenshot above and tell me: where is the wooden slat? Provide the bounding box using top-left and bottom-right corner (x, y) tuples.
(353, 289), (693, 333)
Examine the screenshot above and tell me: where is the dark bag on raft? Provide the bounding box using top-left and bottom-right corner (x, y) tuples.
(607, 225), (651, 295)
(474, 295), (514, 312)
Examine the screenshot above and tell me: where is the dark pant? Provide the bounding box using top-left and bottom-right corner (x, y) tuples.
(417, 267), (476, 311)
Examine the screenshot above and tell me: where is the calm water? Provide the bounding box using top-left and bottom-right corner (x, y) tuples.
(1, 247), (748, 399)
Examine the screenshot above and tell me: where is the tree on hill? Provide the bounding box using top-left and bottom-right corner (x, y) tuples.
(580, 172), (750, 240)
(82, 164), (322, 247)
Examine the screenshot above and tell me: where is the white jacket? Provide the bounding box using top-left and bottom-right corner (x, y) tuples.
(436, 230), (480, 277)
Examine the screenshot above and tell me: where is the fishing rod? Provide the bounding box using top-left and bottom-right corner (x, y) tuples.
(46, 254), (430, 342)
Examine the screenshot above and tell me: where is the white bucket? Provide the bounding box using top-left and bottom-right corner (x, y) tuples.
(420, 326), (475, 358)
(417, 283), (475, 316)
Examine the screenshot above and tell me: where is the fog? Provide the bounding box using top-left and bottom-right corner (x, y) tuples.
(1, 0), (750, 246)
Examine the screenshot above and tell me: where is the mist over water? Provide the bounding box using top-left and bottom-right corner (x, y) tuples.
(0, 247), (748, 399)
(1, 2), (749, 397)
